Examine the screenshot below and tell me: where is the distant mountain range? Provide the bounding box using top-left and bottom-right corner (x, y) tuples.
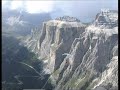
(2, 9), (51, 36)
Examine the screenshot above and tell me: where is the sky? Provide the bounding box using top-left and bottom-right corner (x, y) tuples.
(2, 0), (118, 22)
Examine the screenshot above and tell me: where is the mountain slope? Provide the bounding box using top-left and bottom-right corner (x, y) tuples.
(2, 35), (54, 90)
(21, 10), (118, 90)
(2, 9), (51, 36)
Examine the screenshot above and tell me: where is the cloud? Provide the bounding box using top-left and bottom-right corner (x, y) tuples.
(2, 0), (118, 22)
(2, 0), (55, 13)
(25, 1), (54, 13)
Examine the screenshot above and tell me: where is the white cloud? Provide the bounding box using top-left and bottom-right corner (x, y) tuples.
(2, 0), (118, 22)
(4, 0), (55, 13)
(11, 1), (23, 10)
(25, 1), (54, 13)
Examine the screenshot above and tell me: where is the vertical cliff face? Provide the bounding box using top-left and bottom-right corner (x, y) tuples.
(52, 10), (118, 90)
(22, 10), (118, 90)
(53, 26), (118, 90)
(39, 20), (85, 71)
(22, 19), (86, 73)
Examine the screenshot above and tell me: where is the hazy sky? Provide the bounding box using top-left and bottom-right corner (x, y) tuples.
(2, 0), (118, 22)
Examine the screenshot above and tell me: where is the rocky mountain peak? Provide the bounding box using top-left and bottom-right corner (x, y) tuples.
(94, 9), (118, 28)
(55, 16), (80, 22)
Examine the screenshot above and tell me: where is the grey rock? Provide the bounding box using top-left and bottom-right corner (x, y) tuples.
(21, 10), (118, 90)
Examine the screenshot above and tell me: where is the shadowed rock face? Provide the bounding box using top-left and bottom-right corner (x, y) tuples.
(52, 11), (118, 90)
(22, 10), (118, 90)
(53, 27), (118, 90)
(22, 20), (86, 73)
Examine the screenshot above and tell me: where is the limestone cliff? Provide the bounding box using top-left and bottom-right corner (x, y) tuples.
(22, 10), (118, 90)
(22, 18), (86, 73)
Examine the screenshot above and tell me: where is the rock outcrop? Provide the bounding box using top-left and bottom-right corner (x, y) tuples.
(53, 26), (118, 90)
(22, 17), (86, 73)
(22, 10), (118, 90)
(55, 16), (80, 22)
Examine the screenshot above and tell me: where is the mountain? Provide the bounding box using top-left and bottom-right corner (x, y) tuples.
(2, 34), (54, 90)
(19, 9), (118, 90)
(2, 9), (51, 36)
